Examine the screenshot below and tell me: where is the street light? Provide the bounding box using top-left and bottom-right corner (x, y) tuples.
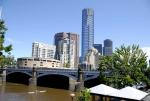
(70, 93), (75, 101)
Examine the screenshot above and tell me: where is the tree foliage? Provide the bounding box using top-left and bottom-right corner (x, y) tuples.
(4, 55), (16, 67)
(0, 20), (12, 68)
(99, 44), (150, 88)
(63, 63), (70, 68)
(77, 89), (91, 101)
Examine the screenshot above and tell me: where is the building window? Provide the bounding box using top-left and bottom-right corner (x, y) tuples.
(40, 62), (43, 66)
(34, 58), (39, 61)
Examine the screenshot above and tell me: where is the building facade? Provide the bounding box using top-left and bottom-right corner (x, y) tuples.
(32, 42), (56, 59)
(81, 8), (94, 61)
(54, 32), (79, 68)
(17, 57), (61, 68)
(103, 39), (113, 56)
(93, 44), (102, 55)
(84, 47), (100, 70)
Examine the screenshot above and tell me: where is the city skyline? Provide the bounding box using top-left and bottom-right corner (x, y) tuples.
(1, 0), (150, 58)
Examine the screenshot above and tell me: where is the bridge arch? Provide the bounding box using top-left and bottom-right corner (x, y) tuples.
(84, 75), (100, 88)
(37, 73), (75, 90)
(7, 71), (32, 77)
(84, 74), (99, 81)
(6, 72), (32, 85)
(37, 72), (77, 80)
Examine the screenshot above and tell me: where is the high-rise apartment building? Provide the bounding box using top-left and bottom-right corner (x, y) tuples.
(103, 39), (113, 56)
(93, 44), (102, 55)
(54, 32), (79, 68)
(81, 8), (94, 61)
(32, 42), (56, 59)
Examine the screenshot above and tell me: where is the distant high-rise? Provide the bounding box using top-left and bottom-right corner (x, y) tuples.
(93, 44), (102, 54)
(81, 8), (94, 61)
(54, 32), (79, 68)
(103, 39), (113, 56)
(32, 42), (56, 59)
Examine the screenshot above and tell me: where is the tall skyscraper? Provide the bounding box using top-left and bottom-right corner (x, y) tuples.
(54, 32), (79, 68)
(103, 39), (113, 56)
(93, 44), (102, 55)
(32, 42), (56, 59)
(81, 8), (94, 61)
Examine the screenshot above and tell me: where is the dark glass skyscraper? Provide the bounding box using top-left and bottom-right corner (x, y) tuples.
(103, 39), (113, 56)
(93, 44), (102, 54)
(81, 8), (94, 60)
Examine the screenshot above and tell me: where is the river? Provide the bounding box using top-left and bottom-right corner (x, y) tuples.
(0, 83), (77, 101)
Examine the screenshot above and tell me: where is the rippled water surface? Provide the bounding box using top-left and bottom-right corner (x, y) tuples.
(0, 83), (76, 101)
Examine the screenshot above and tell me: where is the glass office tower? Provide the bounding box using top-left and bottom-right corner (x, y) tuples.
(81, 8), (94, 61)
(103, 39), (113, 56)
(93, 44), (102, 55)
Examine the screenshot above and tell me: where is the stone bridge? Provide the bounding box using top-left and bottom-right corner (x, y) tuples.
(6, 68), (100, 81)
(1, 67), (101, 91)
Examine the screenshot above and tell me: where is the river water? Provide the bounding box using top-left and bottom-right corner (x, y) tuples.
(0, 83), (77, 101)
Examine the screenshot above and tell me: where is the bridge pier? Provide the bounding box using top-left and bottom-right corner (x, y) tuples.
(29, 67), (37, 86)
(0, 69), (6, 85)
(0, 69), (6, 95)
(75, 68), (84, 92)
(69, 78), (76, 91)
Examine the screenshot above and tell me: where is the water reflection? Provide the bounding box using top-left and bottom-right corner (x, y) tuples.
(0, 83), (75, 101)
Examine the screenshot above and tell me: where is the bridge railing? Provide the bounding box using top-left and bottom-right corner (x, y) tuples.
(6, 67), (100, 73)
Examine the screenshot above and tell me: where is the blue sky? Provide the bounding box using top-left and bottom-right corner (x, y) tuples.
(1, 0), (150, 58)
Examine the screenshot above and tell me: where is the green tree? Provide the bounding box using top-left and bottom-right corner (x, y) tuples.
(99, 44), (150, 88)
(4, 55), (16, 67)
(0, 20), (12, 68)
(63, 63), (70, 68)
(98, 56), (113, 84)
(77, 89), (91, 101)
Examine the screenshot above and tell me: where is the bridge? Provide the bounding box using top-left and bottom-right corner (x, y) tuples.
(0, 67), (101, 90)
